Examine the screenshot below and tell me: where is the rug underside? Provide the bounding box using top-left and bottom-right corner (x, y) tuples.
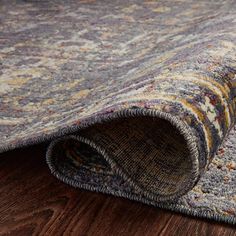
(0, 0), (236, 225)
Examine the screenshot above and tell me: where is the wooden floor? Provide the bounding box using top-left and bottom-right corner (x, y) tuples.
(0, 144), (235, 236)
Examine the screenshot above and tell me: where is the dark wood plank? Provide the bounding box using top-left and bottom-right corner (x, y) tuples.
(0, 144), (235, 236)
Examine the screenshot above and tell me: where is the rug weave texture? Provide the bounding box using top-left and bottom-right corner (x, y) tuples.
(1, 0), (236, 224)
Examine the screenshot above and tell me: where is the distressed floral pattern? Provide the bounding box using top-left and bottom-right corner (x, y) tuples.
(0, 0), (236, 224)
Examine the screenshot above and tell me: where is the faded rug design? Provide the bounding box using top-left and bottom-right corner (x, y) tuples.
(0, 0), (236, 225)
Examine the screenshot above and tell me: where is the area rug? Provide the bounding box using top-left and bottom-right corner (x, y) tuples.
(1, 0), (236, 225)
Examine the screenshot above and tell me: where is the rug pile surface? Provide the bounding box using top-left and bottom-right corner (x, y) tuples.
(0, 0), (236, 224)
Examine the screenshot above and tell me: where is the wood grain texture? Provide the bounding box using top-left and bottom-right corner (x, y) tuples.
(0, 144), (235, 236)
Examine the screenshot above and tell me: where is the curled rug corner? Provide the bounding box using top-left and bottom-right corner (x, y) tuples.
(45, 109), (236, 225)
(1, 0), (236, 225)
